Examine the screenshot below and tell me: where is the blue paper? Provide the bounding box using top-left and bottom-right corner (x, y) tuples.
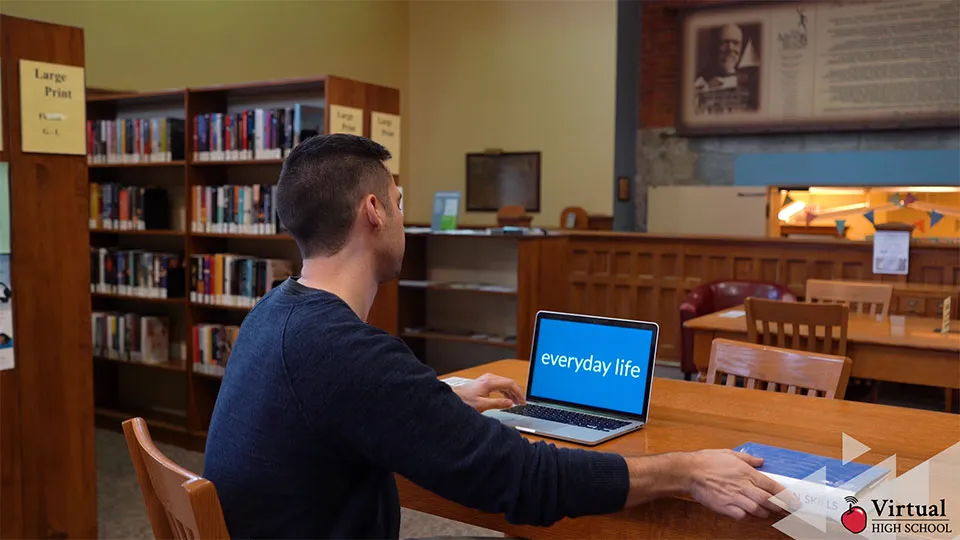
(734, 442), (888, 490)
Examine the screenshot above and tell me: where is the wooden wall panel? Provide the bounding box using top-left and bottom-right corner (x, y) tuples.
(0, 15), (97, 539)
(562, 233), (960, 360)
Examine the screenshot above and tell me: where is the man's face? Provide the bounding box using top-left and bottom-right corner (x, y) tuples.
(374, 175), (405, 283)
(718, 25), (743, 75)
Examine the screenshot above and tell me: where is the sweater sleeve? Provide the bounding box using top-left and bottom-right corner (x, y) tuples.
(288, 321), (630, 527)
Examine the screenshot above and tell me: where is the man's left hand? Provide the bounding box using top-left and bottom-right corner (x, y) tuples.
(453, 373), (525, 412)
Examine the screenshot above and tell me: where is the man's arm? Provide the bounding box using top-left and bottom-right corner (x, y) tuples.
(622, 451), (793, 519)
(292, 324), (790, 525)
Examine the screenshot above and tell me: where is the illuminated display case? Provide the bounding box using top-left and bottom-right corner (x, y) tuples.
(771, 186), (960, 243)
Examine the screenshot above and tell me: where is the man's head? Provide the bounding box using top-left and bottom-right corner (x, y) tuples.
(717, 24), (743, 75)
(275, 134), (404, 283)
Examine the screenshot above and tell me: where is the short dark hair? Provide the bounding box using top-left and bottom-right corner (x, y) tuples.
(276, 134), (392, 258)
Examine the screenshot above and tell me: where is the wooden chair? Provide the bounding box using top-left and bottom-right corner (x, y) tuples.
(559, 206), (589, 229)
(745, 297), (848, 356)
(805, 279), (893, 317)
(123, 417), (230, 539)
(496, 205), (532, 227)
(706, 339), (852, 399)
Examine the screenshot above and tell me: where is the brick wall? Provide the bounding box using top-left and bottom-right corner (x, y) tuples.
(640, 0), (735, 128)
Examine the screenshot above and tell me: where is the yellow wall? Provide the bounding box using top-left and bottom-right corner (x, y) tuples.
(0, 0), (408, 92)
(407, 0), (617, 226)
(2, 0), (618, 226)
(0, 0), (411, 182)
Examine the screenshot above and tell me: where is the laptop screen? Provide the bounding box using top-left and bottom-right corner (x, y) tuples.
(527, 313), (658, 419)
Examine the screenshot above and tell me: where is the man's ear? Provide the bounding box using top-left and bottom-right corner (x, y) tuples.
(362, 194), (384, 229)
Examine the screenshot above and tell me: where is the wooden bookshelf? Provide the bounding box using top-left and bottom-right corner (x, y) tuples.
(1, 15), (98, 538)
(87, 75), (400, 448)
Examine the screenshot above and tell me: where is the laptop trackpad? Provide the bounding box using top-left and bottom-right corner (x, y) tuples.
(486, 410), (602, 439)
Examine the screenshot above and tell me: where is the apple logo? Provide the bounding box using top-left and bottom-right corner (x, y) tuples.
(841, 497), (867, 534)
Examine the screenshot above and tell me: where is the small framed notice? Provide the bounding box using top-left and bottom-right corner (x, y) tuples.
(431, 191), (461, 232)
(872, 229), (910, 276)
(371, 112), (400, 174)
(329, 104), (363, 136)
(19, 59), (86, 155)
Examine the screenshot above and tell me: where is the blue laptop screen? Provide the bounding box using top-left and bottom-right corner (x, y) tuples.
(528, 317), (655, 418)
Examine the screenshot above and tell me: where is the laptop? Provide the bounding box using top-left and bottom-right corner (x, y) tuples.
(484, 311), (659, 446)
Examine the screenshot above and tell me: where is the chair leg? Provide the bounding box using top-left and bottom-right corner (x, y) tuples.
(946, 388), (957, 413)
(684, 372), (692, 381)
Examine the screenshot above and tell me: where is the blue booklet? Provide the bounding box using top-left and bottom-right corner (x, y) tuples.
(734, 442), (889, 492)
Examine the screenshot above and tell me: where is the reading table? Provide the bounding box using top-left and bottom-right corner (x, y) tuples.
(397, 359), (960, 539)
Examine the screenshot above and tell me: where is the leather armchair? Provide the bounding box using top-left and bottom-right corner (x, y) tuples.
(679, 280), (798, 379)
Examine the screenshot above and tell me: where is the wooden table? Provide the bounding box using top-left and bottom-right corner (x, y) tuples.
(683, 307), (960, 392)
(397, 359), (960, 539)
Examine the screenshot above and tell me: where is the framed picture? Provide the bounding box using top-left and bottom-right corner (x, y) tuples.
(465, 151), (541, 212)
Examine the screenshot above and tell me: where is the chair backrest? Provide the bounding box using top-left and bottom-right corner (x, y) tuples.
(805, 279), (893, 316)
(745, 297), (849, 356)
(496, 205), (532, 227)
(706, 339), (852, 399)
(122, 418), (230, 540)
(559, 206), (589, 229)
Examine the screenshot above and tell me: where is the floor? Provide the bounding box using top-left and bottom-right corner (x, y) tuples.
(97, 363), (947, 538)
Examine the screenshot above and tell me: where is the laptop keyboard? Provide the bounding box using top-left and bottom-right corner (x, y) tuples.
(505, 404), (630, 432)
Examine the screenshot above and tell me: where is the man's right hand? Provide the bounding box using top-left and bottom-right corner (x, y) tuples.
(685, 449), (794, 520)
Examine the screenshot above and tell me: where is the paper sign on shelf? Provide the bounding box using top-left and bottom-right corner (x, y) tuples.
(371, 112), (400, 174)
(329, 104), (363, 137)
(19, 59), (87, 155)
(872, 229), (910, 276)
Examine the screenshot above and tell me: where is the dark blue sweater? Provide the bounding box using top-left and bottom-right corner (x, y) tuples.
(204, 278), (629, 539)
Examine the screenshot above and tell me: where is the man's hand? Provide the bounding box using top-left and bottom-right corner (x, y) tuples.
(685, 449), (796, 520)
(453, 373), (525, 413)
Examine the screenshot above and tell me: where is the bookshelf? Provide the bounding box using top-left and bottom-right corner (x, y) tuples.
(87, 76), (400, 448)
(395, 232), (569, 374)
(1, 14), (98, 538)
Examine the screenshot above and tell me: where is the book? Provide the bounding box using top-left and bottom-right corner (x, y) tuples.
(734, 442), (890, 516)
(87, 117), (185, 164)
(90, 248), (185, 298)
(189, 254), (292, 307)
(90, 183), (170, 231)
(191, 184), (280, 235)
(193, 323), (240, 376)
(92, 312), (171, 365)
(191, 105), (324, 162)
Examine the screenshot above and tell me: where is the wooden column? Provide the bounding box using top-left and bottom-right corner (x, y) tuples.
(0, 15), (97, 538)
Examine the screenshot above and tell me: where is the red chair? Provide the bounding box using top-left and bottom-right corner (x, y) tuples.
(679, 280), (798, 380)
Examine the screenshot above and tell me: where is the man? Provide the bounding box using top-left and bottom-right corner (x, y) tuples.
(695, 24), (744, 91)
(204, 134), (792, 539)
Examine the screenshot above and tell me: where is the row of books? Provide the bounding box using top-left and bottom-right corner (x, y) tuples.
(190, 254), (292, 307)
(87, 118), (186, 164)
(91, 248), (186, 298)
(192, 184), (282, 235)
(92, 311), (170, 365)
(193, 324), (240, 376)
(192, 106), (324, 162)
(89, 183), (170, 231)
